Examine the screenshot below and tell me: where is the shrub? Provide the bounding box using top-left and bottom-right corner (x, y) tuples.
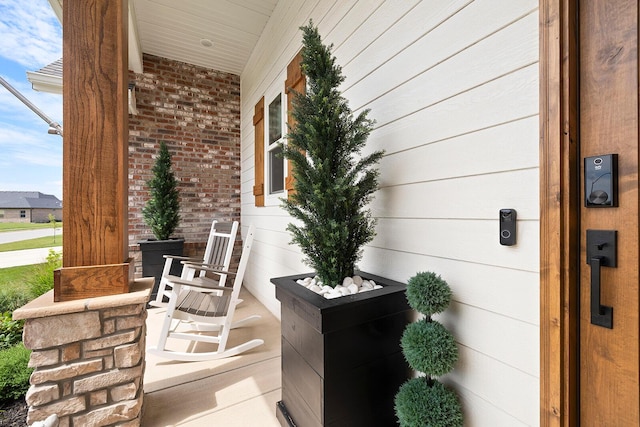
(395, 272), (462, 426)
(142, 141), (181, 241)
(0, 312), (24, 351)
(0, 250), (61, 313)
(401, 319), (458, 376)
(406, 272), (452, 316)
(395, 377), (463, 427)
(26, 250), (61, 299)
(0, 288), (29, 314)
(0, 343), (32, 403)
(281, 20), (384, 287)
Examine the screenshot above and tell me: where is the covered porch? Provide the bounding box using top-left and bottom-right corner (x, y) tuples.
(20, 0), (555, 425)
(143, 289), (281, 426)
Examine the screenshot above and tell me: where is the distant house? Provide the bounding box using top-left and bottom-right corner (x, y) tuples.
(0, 191), (62, 223)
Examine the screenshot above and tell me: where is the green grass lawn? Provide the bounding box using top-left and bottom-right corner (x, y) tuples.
(0, 223), (60, 232)
(0, 265), (32, 295)
(0, 236), (62, 253)
(0, 265), (31, 285)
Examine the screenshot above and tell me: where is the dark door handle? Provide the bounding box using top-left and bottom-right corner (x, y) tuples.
(586, 230), (616, 329)
(590, 256), (613, 329)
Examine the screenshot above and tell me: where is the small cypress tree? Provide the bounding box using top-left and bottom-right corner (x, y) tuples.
(281, 20), (384, 287)
(143, 141), (181, 241)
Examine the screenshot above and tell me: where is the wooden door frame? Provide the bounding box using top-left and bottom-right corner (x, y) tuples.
(540, 0), (580, 425)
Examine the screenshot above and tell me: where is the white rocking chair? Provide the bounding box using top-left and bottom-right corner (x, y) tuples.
(147, 224), (263, 361)
(149, 220), (239, 308)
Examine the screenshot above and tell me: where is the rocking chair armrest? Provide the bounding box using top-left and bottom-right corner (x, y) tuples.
(180, 262), (237, 276)
(165, 275), (234, 292)
(181, 261), (225, 269)
(163, 255), (198, 262)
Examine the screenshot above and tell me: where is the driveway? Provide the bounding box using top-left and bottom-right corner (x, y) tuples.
(0, 229), (62, 268)
(0, 228), (60, 244)
(0, 247), (62, 268)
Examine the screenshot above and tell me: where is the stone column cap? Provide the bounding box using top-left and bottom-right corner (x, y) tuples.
(13, 278), (153, 321)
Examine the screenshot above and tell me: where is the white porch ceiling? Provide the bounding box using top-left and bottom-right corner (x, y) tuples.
(49, 0), (279, 76)
(132, 0), (279, 75)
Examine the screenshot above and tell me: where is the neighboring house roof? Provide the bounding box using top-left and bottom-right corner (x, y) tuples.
(0, 191), (62, 209)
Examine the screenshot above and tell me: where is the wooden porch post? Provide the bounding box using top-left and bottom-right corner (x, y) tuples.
(55, 0), (132, 301)
(540, 0), (579, 425)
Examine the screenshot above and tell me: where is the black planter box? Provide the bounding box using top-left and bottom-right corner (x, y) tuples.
(139, 239), (184, 301)
(272, 272), (411, 427)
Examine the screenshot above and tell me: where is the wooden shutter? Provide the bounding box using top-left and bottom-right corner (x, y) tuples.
(285, 50), (306, 197)
(253, 97), (265, 207)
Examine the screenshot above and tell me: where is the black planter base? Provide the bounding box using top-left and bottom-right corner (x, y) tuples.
(139, 239), (184, 302)
(276, 401), (295, 427)
(272, 272), (411, 427)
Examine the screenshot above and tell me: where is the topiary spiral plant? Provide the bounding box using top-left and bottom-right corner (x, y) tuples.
(395, 272), (463, 427)
(281, 20), (384, 288)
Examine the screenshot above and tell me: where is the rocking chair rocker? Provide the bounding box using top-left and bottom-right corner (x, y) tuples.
(147, 224), (263, 361)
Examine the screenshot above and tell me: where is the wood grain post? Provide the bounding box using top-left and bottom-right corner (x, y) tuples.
(57, 0), (132, 301)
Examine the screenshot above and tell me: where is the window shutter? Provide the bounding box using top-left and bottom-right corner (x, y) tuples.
(285, 50), (306, 197)
(253, 97), (265, 207)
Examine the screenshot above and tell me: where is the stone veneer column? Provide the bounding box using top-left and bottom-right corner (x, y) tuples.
(13, 279), (153, 426)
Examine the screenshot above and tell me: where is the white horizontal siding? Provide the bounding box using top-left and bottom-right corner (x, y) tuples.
(446, 345), (540, 425)
(240, 0), (540, 424)
(361, 247), (539, 326)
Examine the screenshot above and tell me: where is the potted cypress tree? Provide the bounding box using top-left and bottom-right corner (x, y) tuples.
(395, 272), (463, 426)
(271, 21), (411, 427)
(138, 140), (183, 301)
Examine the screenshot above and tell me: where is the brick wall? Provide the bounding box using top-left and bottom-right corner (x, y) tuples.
(128, 54), (241, 273)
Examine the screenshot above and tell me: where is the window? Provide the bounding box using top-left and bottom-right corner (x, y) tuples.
(266, 93), (285, 201)
(0, 210), (4, 218)
(253, 50), (305, 207)
(20, 210), (26, 218)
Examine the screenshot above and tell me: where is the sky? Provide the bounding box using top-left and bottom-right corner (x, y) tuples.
(0, 0), (63, 199)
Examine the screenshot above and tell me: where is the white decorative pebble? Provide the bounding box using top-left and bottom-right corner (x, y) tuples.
(342, 277), (354, 286)
(299, 276), (383, 298)
(361, 280), (374, 289)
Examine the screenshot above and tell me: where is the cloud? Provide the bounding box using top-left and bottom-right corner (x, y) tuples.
(0, 75), (62, 126)
(0, 0), (62, 68)
(0, 124), (62, 167)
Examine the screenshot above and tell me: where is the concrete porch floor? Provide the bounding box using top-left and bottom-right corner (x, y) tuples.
(142, 288), (282, 426)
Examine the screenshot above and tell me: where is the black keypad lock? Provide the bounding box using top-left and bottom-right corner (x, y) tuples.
(585, 154), (618, 207)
